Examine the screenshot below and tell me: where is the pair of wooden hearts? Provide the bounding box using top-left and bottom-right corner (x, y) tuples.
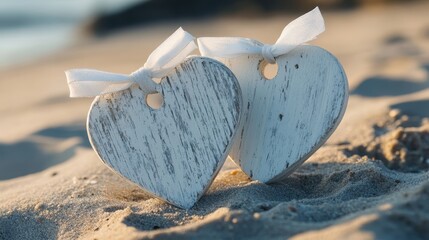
(88, 46), (348, 209)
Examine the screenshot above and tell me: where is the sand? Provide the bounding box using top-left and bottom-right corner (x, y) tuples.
(1, 1), (429, 239)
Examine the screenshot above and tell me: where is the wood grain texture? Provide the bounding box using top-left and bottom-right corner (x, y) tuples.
(87, 57), (242, 209)
(220, 45), (348, 183)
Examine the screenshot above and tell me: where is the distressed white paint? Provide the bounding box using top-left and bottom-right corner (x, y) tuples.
(87, 57), (242, 209)
(219, 45), (348, 183)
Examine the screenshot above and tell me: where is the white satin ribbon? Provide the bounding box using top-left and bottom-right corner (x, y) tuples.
(197, 7), (325, 64)
(66, 27), (197, 97)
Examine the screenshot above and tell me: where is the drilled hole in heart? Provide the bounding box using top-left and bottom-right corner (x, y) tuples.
(146, 91), (164, 110)
(259, 60), (278, 80)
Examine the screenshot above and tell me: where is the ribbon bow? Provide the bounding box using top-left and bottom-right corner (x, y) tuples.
(66, 27), (197, 97)
(197, 7), (325, 64)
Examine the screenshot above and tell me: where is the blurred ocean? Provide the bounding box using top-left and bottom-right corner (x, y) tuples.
(0, 0), (143, 68)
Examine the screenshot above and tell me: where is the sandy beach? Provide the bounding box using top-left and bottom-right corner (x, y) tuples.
(1, 1), (429, 239)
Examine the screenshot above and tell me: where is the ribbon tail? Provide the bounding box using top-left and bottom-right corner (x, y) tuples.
(272, 7), (325, 56)
(66, 69), (132, 97)
(198, 37), (263, 58)
(66, 28), (196, 98)
(146, 27), (197, 73)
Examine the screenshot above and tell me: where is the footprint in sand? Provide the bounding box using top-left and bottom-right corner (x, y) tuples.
(343, 109), (429, 172)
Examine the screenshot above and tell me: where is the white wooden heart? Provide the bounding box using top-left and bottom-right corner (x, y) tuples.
(87, 57), (242, 209)
(219, 45), (348, 183)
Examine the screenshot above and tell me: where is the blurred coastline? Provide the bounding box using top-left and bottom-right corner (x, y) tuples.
(0, 0), (424, 69)
(86, 0), (424, 36)
(0, 0), (142, 68)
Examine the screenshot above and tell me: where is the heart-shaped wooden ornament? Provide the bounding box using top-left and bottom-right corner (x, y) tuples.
(220, 45), (348, 183)
(87, 57), (242, 209)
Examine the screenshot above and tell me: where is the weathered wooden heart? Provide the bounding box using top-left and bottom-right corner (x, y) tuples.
(219, 46), (348, 183)
(198, 8), (348, 183)
(86, 57), (242, 208)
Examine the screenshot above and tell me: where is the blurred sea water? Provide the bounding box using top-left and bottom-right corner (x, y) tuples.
(0, 0), (143, 68)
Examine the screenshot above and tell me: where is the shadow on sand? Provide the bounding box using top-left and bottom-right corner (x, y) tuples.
(351, 64), (429, 97)
(0, 125), (90, 180)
